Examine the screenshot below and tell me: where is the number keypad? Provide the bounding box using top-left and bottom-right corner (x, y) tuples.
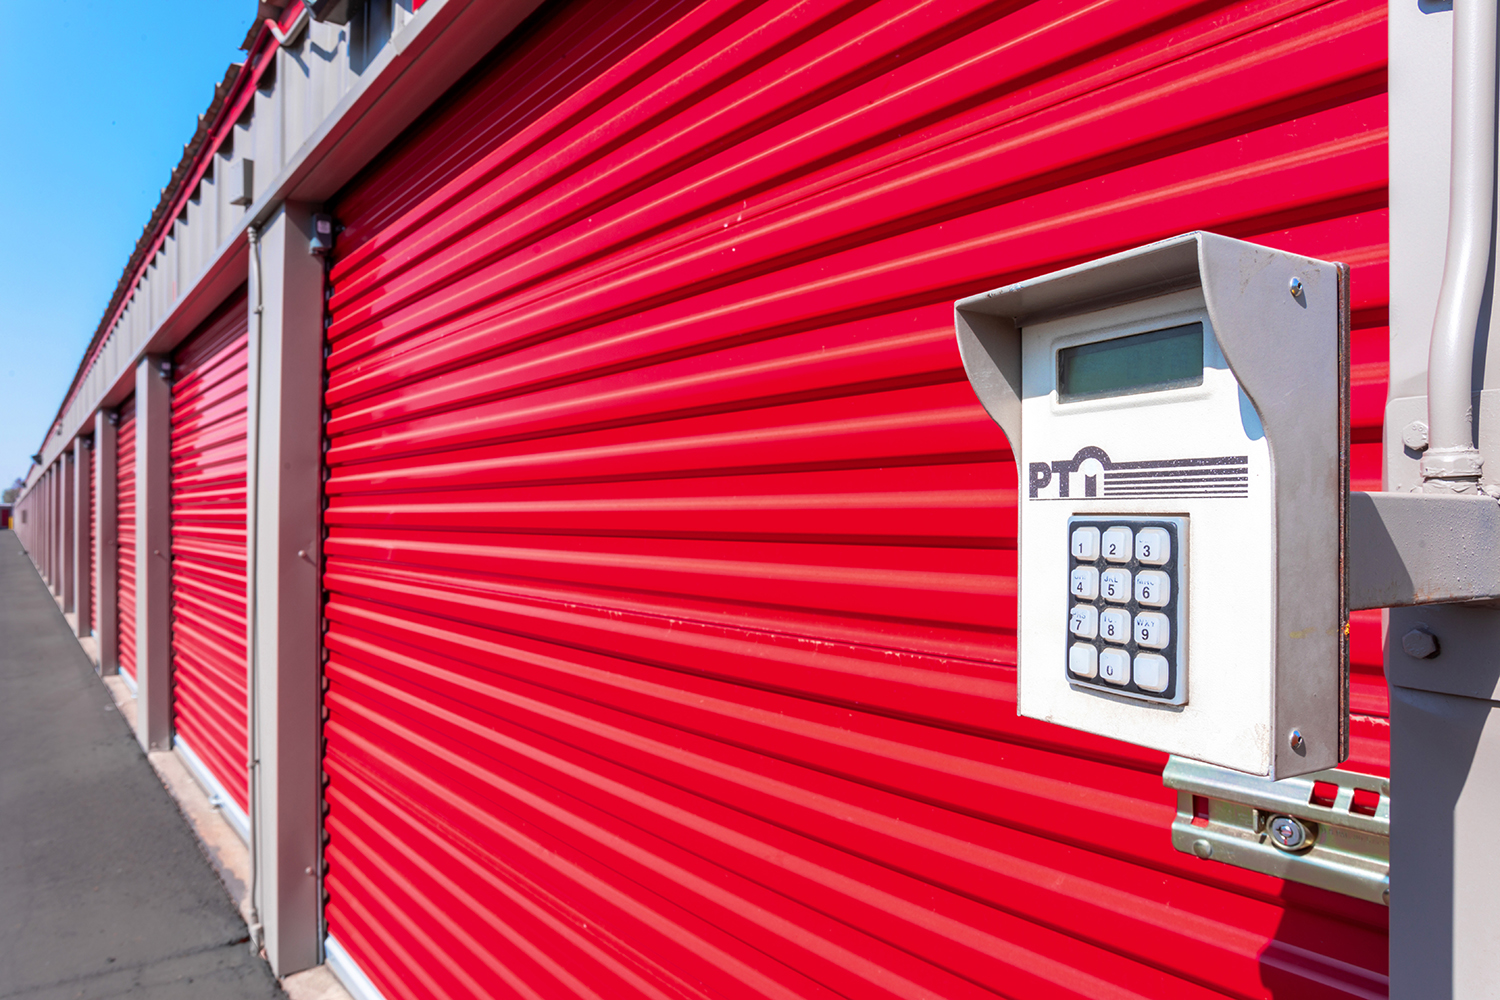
(1065, 516), (1186, 704)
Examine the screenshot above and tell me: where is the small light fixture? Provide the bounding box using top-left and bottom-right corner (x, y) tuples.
(310, 213), (338, 256)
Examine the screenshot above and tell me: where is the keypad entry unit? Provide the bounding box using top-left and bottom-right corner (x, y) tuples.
(1066, 516), (1187, 705)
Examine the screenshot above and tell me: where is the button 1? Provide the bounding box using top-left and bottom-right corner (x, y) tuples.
(1070, 526), (1100, 561)
(1099, 608), (1130, 644)
(1100, 568), (1132, 603)
(1069, 604), (1099, 639)
(1070, 566), (1099, 601)
(1133, 652), (1170, 693)
(1134, 611), (1170, 649)
(1135, 570), (1170, 607)
(1102, 526), (1133, 563)
(1069, 643), (1099, 678)
(1099, 648), (1130, 685)
(1135, 527), (1170, 565)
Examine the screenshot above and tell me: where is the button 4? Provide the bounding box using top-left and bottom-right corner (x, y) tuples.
(1070, 566), (1099, 601)
(1135, 570), (1170, 607)
(1101, 526), (1133, 563)
(1099, 648), (1130, 685)
(1100, 568), (1131, 603)
(1134, 527), (1170, 565)
(1069, 643), (1099, 678)
(1070, 526), (1100, 561)
(1099, 608), (1130, 644)
(1133, 653), (1169, 693)
(1069, 604), (1099, 639)
(1134, 611), (1170, 649)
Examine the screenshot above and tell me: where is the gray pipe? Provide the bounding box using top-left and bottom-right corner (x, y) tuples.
(1424, 0), (1498, 492)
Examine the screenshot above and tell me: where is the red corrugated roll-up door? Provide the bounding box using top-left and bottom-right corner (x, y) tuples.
(87, 439), (96, 636)
(321, 1), (1391, 998)
(169, 291), (251, 814)
(116, 395), (137, 684)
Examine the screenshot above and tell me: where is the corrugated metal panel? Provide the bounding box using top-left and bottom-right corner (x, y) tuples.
(323, 1), (1390, 998)
(117, 396), (138, 683)
(88, 440), (97, 636)
(169, 292), (250, 812)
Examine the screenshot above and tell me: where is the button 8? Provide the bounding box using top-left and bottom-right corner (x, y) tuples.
(1101, 526), (1133, 563)
(1099, 608), (1130, 644)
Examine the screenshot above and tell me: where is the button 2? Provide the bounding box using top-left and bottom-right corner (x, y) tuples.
(1070, 526), (1100, 560)
(1070, 566), (1099, 600)
(1134, 527), (1170, 565)
(1069, 604), (1099, 639)
(1100, 568), (1131, 603)
(1101, 526), (1133, 563)
(1135, 570), (1170, 607)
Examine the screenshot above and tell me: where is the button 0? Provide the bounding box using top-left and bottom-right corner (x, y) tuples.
(1070, 526), (1100, 561)
(1100, 568), (1131, 603)
(1068, 604), (1098, 639)
(1135, 570), (1171, 607)
(1099, 648), (1130, 685)
(1069, 643), (1099, 678)
(1101, 526), (1133, 563)
(1135, 527), (1171, 565)
(1070, 566), (1099, 601)
(1134, 612), (1170, 649)
(1133, 652), (1170, 693)
(1099, 608), (1130, 645)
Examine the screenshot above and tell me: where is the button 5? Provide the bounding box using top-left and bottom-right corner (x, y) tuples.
(1069, 604), (1099, 639)
(1100, 568), (1131, 603)
(1135, 570), (1171, 607)
(1134, 652), (1170, 693)
(1099, 608), (1130, 644)
(1099, 648), (1130, 685)
(1069, 643), (1099, 678)
(1070, 526), (1100, 561)
(1135, 527), (1170, 565)
(1070, 566), (1099, 600)
(1101, 526), (1133, 563)
(1134, 612), (1170, 649)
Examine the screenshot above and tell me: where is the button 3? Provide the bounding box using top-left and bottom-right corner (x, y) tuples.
(1134, 527), (1170, 565)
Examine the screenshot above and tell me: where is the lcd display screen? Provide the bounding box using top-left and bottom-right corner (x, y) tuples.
(1057, 322), (1204, 402)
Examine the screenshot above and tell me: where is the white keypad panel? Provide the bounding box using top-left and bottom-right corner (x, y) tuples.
(1064, 516), (1186, 704)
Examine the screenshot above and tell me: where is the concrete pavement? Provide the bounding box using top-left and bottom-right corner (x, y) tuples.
(0, 530), (285, 999)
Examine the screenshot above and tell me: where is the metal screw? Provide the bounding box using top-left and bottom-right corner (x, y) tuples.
(1268, 815), (1311, 851)
(1402, 420), (1430, 452)
(1402, 627), (1440, 659)
(1191, 839), (1213, 859)
(1289, 276), (1304, 298)
(1289, 729), (1305, 753)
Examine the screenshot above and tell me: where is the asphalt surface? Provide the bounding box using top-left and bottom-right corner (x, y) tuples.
(0, 531), (284, 999)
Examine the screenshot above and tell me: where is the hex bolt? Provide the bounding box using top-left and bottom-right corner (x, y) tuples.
(1289, 276), (1304, 298)
(1401, 420), (1430, 452)
(1402, 627), (1440, 660)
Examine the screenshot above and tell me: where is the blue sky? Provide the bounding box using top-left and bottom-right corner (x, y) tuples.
(0, 1), (253, 491)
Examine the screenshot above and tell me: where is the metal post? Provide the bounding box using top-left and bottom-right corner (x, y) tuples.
(134, 355), (174, 752)
(95, 410), (118, 674)
(247, 202), (325, 976)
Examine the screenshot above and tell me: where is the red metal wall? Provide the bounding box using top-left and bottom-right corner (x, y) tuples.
(322, 1), (1390, 997)
(117, 397), (138, 683)
(85, 446), (96, 636)
(169, 292), (251, 811)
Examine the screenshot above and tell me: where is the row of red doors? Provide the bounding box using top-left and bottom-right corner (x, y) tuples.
(316, 0), (1391, 998)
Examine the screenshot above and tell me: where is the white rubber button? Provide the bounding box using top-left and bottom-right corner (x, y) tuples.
(1134, 612), (1170, 649)
(1135, 570), (1171, 607)
(1071, 526), (1100, 561)
(1099, 608), (1130, 645)
(1102, 526), (1133, 563)
(1069, 643), (1099, 678)
(1069, 604), (1099, 639)
(1100, 568), (1132, 603)
(1070, 566), (1099, 601)
(1134, 652), (1170, 693)
(1099, 648), (1130, 685)
(1135, 527), (1170, 565)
